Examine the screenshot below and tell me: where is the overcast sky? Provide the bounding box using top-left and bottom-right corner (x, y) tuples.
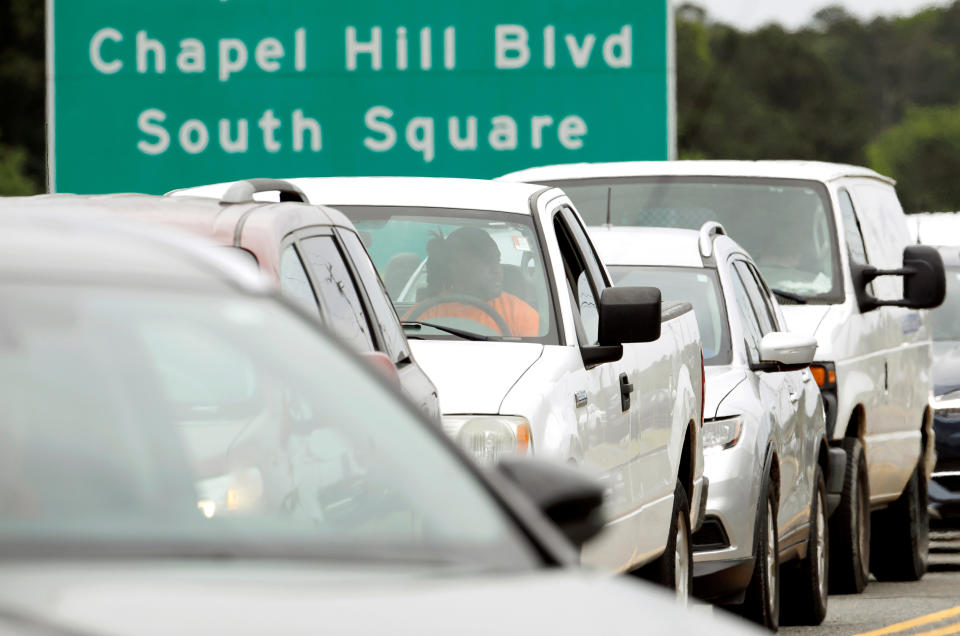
(690, 0), (953, 29)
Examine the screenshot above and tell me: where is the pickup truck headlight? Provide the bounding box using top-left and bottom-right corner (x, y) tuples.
(443, 415), (532, 464)
(703, 416), (743, 452)
(935, 389), (960, 419)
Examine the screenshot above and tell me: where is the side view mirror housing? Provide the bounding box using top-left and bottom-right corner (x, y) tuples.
(852, 245), (946, 313)
(754, 332), (818, 372)
(496, 458), (606, 548)
(581, 286), (661, 367)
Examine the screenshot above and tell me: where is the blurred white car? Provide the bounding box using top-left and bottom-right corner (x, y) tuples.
(0, 205), (761, 636)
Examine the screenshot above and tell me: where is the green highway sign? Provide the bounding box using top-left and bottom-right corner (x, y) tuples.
(48, 0), (674, 194)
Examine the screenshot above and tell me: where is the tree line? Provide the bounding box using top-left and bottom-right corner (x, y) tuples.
(3, 1), (960, 211)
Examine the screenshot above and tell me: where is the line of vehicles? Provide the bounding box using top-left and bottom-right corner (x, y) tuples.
(0, 159), (952, 633)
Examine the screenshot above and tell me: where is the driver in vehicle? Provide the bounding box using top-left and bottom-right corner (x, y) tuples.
(406, 227), (539, 337)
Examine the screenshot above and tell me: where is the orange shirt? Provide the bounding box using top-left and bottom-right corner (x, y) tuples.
(410, 292), (539, 337)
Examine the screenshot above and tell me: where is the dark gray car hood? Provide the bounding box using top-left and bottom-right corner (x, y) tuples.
(0, 561), (758, 636)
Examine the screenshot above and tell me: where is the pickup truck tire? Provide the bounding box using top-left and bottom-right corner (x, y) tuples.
(829, 437), (870, 594)
(634, 482), (692, 603)
(870, 463), (929, 582)
(781, 467), (829, 626)
(738, 475), (780, 630)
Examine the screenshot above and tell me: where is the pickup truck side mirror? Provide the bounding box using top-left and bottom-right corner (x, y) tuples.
(754, 332), (818, 372)
(496, 458), (606, 548)
(852, 245), (946, 313)
(598, 286), (662, 345)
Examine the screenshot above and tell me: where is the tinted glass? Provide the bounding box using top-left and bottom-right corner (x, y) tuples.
(838, 189), (874, 295)
(553, 178), (841, 302)
(0, 284), (536, 569)
(610, 266), (731, 365)
(279, 246), (319, 314)
(298, 236), (375, 353)
(727, 264), (763, 363)
(339, 230), (410, 363)
(341, 207), (555, 343)
(733, 261), (777, 335)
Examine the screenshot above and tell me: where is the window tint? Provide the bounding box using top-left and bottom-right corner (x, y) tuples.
(279, 246), (319, 314)
(339, 230), (410, 363)
(577, 270), (600, 345)
(838, 189), (874, 296)
(298, 237), (375, 353)
(733, 261), (776, 335)
(727, 264), (762, 363)
(553, 214), (598, 345)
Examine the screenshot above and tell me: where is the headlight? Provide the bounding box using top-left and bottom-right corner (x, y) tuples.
(703, 416), (743, 452)
(443, 415), (532, 464)
(935, 390), (960, 419)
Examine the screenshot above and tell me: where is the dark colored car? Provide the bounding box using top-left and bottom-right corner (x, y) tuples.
(930, 246), (960, 521)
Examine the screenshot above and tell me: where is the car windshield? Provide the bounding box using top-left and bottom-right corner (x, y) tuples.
(341, 207), (556, 343)
(0, 283), (537, 569)
(553, 178), (842, 303)
(609, 266), (731, 365)
(931, 269), (960, 341)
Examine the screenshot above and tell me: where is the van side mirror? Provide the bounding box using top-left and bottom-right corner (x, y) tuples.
(851, 245), (946, 313)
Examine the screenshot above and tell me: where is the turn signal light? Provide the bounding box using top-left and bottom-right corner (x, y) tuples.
(810, 365), (835, 388)
(517, 422), (532, 455)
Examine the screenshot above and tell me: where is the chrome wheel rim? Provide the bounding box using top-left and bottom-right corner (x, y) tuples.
(675, 514), (691, 604)
(765, 500), (776, 608)
(816, 493), (828, 601)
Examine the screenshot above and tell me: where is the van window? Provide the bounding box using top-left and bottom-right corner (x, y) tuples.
(849, 184), (910, 300)
(838, 190), (874, 296)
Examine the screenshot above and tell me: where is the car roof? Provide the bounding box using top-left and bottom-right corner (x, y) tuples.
(0, 200), (270, 292)
(174, 177), (549, 215)
(589, 226), (747, 270)
(501, 160), (894, 186)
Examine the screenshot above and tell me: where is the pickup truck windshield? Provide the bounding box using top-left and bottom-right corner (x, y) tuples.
(0, 284), (537, 570)
(609, 266), (732, 365)
(340, 206), (557, 343)
(553, 178), (842, 303)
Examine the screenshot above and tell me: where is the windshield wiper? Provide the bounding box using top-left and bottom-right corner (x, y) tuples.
(771, 288), (808, 305)
(402, 321), (490, 341)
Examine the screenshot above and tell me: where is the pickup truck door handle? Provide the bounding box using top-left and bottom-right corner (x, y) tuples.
(619, 373), (634, 412)
(789, 391), (801, 404)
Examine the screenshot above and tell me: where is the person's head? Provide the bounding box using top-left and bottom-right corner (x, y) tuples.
(441, 227), (503, 300)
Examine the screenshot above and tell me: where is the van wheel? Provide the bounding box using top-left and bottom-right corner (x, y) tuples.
(781, 467), (829, 626)
(737, 478), (780, 630)
(829, 437), (870, 594)
(633, 482), (692, 603)
(870, 463), (929, 581)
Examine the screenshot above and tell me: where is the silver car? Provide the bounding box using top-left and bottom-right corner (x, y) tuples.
(592, 223), (843, 630)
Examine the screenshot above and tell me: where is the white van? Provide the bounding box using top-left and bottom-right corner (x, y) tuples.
(503, 161), (946, 593)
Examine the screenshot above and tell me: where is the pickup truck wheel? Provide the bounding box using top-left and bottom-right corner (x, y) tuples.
(632, 482), (692, 603)
(781, 467), (829, 626)
(738, 479), (780, 630)
(870, 463), (929, 581)
(829, 437), (870, 594)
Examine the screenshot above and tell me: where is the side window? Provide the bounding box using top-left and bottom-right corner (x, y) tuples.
(727, 264), (763, 363)
(298, 236), (376, 353)
(279, 246), (320, 314)
(838, 189), (874, 295)
(733, 261), (776, 335)
(338, 230), (411, 364)
(554, 213), (600, 346)
(745, 262), (784, 331)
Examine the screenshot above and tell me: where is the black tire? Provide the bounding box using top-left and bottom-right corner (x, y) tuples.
(870, 463), (929, 581)
(738, 476), (780, 630)
(633, 482), (693, 603)
(781, 467), (829, 626)
(829, 437), (870, 594)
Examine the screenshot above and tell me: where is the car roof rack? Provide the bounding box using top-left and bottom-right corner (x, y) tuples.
(221, 178), (308, 204)
(698, 221), (726, 258)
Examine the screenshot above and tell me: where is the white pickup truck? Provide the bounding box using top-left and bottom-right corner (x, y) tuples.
(175, 176), (706, 597)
